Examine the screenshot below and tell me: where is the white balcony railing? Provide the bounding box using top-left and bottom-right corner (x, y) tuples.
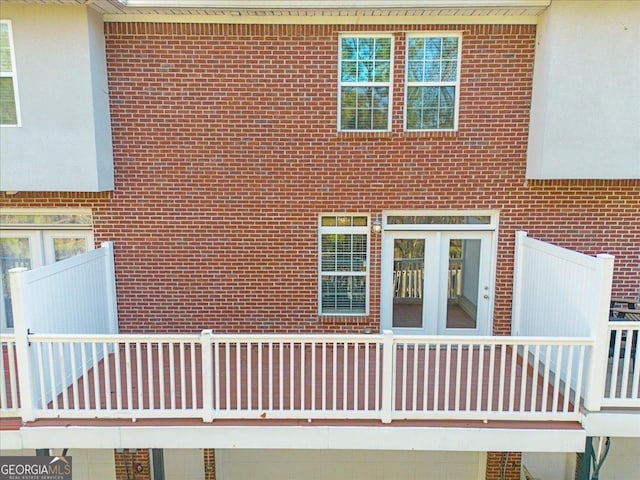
(0, 334), (20, 417)
(603, 322), (640, 407)
(3, 330), (593, 423)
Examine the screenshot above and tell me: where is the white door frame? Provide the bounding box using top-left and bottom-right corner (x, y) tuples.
(380, 211), (498, 336)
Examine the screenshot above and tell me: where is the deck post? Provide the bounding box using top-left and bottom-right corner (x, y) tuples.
(9, 268), (36, 422)
(511, 231), (527, 335)
(380, 330), (394, 424)
(101, 241), (119, 334)
(582, 254), (614, 412)
(201, 329), (214, 422)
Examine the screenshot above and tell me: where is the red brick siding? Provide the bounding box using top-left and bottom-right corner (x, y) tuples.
(114, 449), (151, 480)
(486, 452), (522, 480)
(1, 23), (638, 334)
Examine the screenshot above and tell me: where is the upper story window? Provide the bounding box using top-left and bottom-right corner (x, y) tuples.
(0, 20), (20, 126)
(405, 33), (461, 131)
(338, 35), (393, 132)
(319, 215), (369, 315)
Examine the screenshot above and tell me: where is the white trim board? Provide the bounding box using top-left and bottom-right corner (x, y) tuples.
(10, 425), (586, 452)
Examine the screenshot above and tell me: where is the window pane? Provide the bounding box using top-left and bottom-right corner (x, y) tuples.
(0, 23), (12, 73)
(341, 37), (357, 60)
(1, 237), (32, 329)
(387, 215), (491, 225)
(341, 61), (357, 82)
(322, 275), (366, 314)
(374, 38), (392, 60)
(0, 77), (17, 125)
(53, 237), (87, 262)
(0, 214), (93, 226)
(393, 238), (425, 328)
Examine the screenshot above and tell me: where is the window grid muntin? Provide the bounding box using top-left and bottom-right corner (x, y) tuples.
(0, 20), (20, 126)
(404, 33), (461, 132)
(338, 34), (393, 132)
(319, 215), (370, 316)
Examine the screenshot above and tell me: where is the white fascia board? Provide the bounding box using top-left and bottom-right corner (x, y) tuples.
(0, 430), (23, 450)
(18, 425), (585, 452)
(582, 412), (640, 438)
(120, 1), (550, 8)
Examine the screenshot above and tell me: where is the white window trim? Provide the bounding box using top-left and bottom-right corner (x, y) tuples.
(337, 33), (394, 132)
(0, 19), (22, 127)
(403, 32), (462, 132)
(318, 214), (371, 316)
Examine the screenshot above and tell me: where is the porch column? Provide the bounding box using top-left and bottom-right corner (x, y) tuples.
(114, 449), (151, 480)
(204, 449), (216, 480)
(485, 452), (521, 480)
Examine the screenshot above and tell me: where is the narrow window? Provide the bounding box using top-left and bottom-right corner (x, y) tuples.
(319, 215), (369, 315)
(0, 20), (20, 126)
(339, 35), (392, 131)
(405, 34), (461, 131)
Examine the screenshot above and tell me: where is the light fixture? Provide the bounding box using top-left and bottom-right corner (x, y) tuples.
(371, 214), (382, 234)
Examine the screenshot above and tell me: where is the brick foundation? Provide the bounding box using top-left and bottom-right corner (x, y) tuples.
(204, 449), (216, 480)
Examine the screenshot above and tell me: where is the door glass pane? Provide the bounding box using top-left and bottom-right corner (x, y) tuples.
(53, 237), (87, 262)
(0, 237), (32, 328)
(446, 239), (480, 329)
(393, 239), (425, 328)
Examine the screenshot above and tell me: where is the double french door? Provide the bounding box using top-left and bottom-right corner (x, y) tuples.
(381, 230), (493, 335)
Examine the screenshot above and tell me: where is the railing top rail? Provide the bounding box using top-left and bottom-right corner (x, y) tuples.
(0, 333), (17, 341)
(27, 333), (201, 343)
(22, 331), (594, 347)
(393, 335), (594, 346)
(607, 321), (640, 329)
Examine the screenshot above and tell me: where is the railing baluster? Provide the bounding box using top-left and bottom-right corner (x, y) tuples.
(225, 342), (231, 411)
(487, 344), (496, 413)
(147, 341), (154, 410)
(257, 341), (263, 411)
(247, 341), (253, 411)
(159, 342), (165, 410)
(290, 341), (295, 411)
(125, 342), (133, 411)
(169, 341), (176, 411)
(135, 342), (143, 410)
(58, 342), (68, 410)
(541, 346), (551, 412)
(268, 341), (273, 411)
(412, 342), (419, 411)
(530, 344), (540, 412)
(465, 344), (473, 411)
(563, 345), (574, 413)
(519, 345), (529, 413)
(552, 346), (563, 413)
(81, 342), (90, 411)
(35, 342), (46, 410)
(620, 328), (632, 398)
(353, 341), (358, 411)
(342, 341), (348, 411)
(443, 344), (451, 412)
(311, 341), (316, 411)
(191, 341), (197, 409)
(300, 341), (305, 411)
(573, 345), (585, 413)
(8, 341), (19, 409)
(476, 343), (485, 412)
(47, 342), (58, 411)
(278, 342), (283, 411)
(332, 341), (337, 411)
(213, 340), (221, 411)
(508, 343), (518, 412)
(179, 342), (186, 410)
(236, 341), (242, 411)
(92, 342), (100, 410)
(433, 344), (440, 411)
(375, 341), (381, 412)
(422, 343), (430, 412)
(103, 342), (112, 411)
(114, 341), (122, 410)
(455, 344), (462, 412)
(497, 343), (506, 412)
(401, 343), (408, 411)
(363, 341), (369, 411)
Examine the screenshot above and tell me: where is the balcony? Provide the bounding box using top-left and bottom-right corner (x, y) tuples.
(0, 236), (638, 441)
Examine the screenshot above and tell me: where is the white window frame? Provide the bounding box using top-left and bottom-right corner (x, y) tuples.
(404, 32), (462, 132)
(318, 214), (370, 316)
(0, 19), (21, 127)
(338, 33), (393, 132)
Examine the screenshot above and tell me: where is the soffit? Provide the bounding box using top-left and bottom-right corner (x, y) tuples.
(6, 0), (551, 17)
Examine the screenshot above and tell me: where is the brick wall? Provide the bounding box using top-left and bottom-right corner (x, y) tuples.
(1, 22), (638, 334)
(486, 452), (522, 480)
(114, 449), (150, 480)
